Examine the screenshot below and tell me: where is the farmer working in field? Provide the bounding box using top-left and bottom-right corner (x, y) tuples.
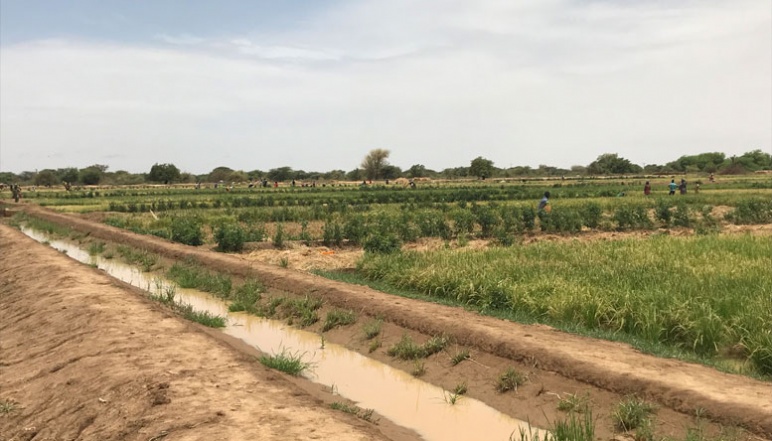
(538, 191), (551, 213)
(668, 179), (678, 195)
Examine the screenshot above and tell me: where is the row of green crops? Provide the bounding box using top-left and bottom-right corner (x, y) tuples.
(356, 234), (772, 375)
(102, 197), (772, 249)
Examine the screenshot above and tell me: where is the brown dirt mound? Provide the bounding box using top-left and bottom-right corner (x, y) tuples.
(0, 225), (394, 441)
(12, 205), (772, 438)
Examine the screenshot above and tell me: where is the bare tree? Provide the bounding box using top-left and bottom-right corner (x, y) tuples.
(361, 149), (391, 180)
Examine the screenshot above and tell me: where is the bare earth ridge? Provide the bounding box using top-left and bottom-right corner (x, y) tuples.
(0, 225), (395, 441)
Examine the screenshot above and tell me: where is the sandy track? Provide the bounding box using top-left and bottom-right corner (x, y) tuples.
(13, 206), (772, 437)
(0, 225), (391, 441)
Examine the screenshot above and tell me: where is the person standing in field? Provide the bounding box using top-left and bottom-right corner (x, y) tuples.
(679, 179), (687, 195)
(11, 184), (22, 203)
(644, 181), (651, 196)
(538, 191), (551, 213)
(668, 179), (677, 195)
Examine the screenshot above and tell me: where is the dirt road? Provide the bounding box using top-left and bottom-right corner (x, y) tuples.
(0, 225), (400, 441)
(12, 205), (772, 438)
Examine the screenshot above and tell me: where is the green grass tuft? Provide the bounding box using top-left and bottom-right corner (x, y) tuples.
(322, 309), (357, 332)
(259, 349), (312, 376)
(497, 367), (527, 393)
(612, 396), (655, 432)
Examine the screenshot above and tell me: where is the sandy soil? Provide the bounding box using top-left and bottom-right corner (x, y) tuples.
(0, 226), (400, 441)
(8, 205), (772, 438)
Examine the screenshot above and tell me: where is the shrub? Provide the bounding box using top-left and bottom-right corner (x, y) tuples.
(581, 203), (603, 229)
(364, 232), (402, 254)
(322, 219), (343, 247)
(215, 222), (247, 252)
(343, 215), (368, 245)
(170, 216), (203, 246)
(655, 200), (672, 226)
(673, 202), (692, 227)
(496, 367), (527, 392)
(273, 223), (285, 248)
(614, 205), (652, 230)
(612, 396), (655, 431)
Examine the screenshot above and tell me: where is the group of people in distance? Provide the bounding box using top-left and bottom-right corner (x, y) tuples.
(539, 176), (705, 213)
(645, 178), (699, 196)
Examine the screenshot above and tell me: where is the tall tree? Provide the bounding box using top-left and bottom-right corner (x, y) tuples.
(34, 169), (59, 187)
(587, 154), (642, 175)
(361, 149), (391, 180)
(469, 156), (494, 178)
(148, 163), (181, 184)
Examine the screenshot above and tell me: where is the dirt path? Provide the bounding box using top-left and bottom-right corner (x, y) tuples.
(11, 205), (772, 437)
(0, 225), (403, 441)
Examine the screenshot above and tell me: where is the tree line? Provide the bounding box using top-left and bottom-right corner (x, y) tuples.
(1, 149), (769, 187)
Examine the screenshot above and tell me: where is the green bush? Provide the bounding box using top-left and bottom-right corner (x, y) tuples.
(170, 216), (204, 246)
(364, 232), (402, 254)
(273, 223), (285, 248)
(323, 219), (343, 247)
(673, 202), (692, 227)
(655, 200), (672, 226)
(581, 203), (602, 229)
(343, 215), (368, 245)
(215, 222), (247, 252)
(613, 205), (652, 231)
(727, 199), (772, 224)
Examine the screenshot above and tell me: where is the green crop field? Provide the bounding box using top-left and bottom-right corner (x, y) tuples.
(11, 173), (772, 377)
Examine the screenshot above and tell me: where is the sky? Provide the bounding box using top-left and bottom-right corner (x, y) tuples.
(1, 0), (770, 175)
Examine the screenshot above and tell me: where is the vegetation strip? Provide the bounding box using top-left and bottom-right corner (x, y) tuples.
(13, 206), (772, 437)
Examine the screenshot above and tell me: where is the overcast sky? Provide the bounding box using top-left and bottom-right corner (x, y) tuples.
(1, 0), (770, 174)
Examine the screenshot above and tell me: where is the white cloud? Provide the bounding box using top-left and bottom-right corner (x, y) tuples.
(1, 0), (769, 174)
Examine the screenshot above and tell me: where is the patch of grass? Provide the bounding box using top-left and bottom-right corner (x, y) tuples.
(453, 382), (468, 395)
(330, 402), (377, 423)
(423, 335), (450, 356)
(0, 399), (20, 415)
(166, 261), (232, 299)
(229, 279), (263, 313)
(148, 284), (226, 328)
(259, 348), (312, 376)
(362, 319), (383, 340)
(612, 396), (656, 432)
(411, 360), (426, 377)
(552, 409), (596, 441)
(322, 309), (357, 332)
(387, 334), (427, 360)
(450, 349), (471, 366)
(511, 410), (595, 441)
(368, 338), (381, 353)
(87, 241), (105, 256)
(443, 389), (462, 405)
(257, 296), (286, 317)
(280, 295), (322, 327)
(179, 304), (227, 328)
(387, 334), (450, 360)
(116, 245), (160, 272)
(557, 393), (590, 413)
(313, 268), (772, 381)
(497, 367), (527, 393)
(279, 256), (289, 268)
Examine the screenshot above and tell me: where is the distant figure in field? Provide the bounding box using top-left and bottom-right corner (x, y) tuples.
(679, 179), (687, 195)
(695, 183), (700, 194)
(273, 181), (278, 188)
(644, 181), (651, 196)
(709, 173), (715, 183)
(538, 191), (551, 213)
(668, 179), (677, 195)
(291, 179), (296, 187)
(409, 180), (416, 189)
(11, 184), (22, 203)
